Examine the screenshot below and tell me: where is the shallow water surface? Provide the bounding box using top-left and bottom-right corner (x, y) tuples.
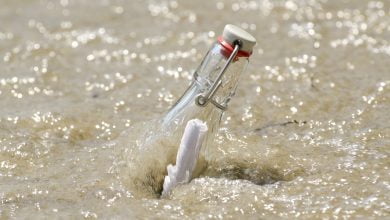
(0, 0), (389, 219)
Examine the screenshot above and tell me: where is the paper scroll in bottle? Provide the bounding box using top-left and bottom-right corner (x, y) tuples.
(162, 119), (208, 196)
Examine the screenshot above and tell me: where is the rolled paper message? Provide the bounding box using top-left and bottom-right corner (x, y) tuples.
(162, 119), (208, 196)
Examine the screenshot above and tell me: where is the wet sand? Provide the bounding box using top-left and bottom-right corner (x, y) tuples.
(0, 0), (389, 218)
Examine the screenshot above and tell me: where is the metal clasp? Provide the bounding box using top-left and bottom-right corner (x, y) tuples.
(195, 40), (242, 110)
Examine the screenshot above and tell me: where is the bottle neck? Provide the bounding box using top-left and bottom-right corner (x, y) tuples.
(193, 42), (249, 110)
(163, 41), (249, 129)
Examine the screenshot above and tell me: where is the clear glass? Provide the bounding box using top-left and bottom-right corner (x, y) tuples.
(125, 41), (250, 196)
(162, 41), (249, 175)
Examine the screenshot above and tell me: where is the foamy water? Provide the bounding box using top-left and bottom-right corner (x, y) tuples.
(0, 0), (389, 218)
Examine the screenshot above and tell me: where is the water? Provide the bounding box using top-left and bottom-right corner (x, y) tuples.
(0, 0), (389, 218)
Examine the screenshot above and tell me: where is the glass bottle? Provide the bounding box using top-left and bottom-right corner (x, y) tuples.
(126, 24), (256, 196)
(161, 24), (256, 174)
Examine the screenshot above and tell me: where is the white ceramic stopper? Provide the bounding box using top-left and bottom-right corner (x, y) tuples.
(222, 24), (256, 53)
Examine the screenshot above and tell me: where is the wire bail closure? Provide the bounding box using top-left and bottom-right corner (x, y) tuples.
(195, 40), (242, 111)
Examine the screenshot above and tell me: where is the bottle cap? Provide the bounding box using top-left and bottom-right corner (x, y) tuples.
(222, 24), (256, 54)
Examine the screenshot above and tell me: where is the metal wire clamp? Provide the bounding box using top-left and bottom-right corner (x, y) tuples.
(195, 40), (242, 111)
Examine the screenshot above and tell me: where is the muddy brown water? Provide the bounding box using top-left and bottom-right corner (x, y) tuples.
(0, 0), (389, 219)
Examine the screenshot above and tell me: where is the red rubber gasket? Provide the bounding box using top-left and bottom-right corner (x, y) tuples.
(218, 36), (252, 58)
